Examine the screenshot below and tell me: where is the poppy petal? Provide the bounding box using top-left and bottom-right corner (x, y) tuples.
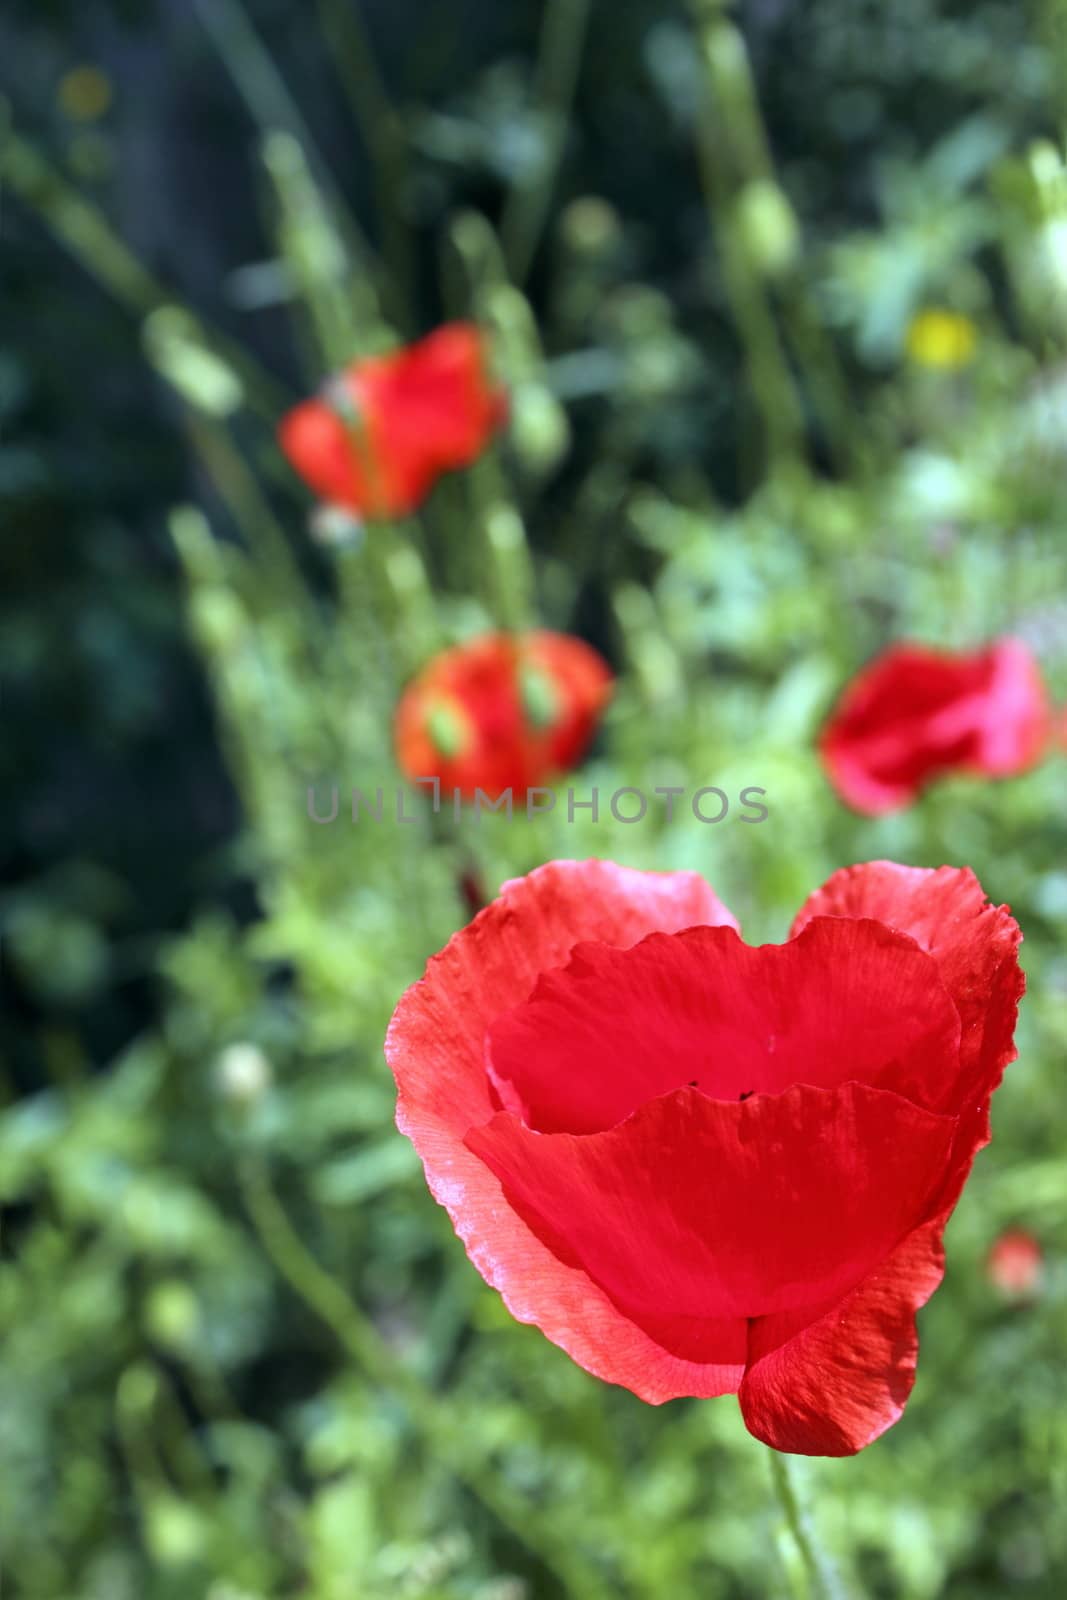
(793, 861), (1024, 1212)
(465, 1083), (955, 1356)
(739, 1218), (946, 1456)
(820, 639), (1049, 815)
(973, 639), (1051, 773)
(277, 400), (380, 514)
(278, 323), (505, 518)
(393, 632), (613, 802)
(794, 863), (1022, 1099)
(487, 918), (961, 1135)
(386, 860), (743, 1398)
(389, 323), (507, 470)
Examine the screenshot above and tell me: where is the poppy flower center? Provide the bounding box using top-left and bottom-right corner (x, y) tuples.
(484, 918), (961, 1135)
(519, 662), (561, 731)
(425, 695), (473, 759)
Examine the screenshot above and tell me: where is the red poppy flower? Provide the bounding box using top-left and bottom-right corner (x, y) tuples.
(986, 1229), (1043, 1299)
(278, 323), (507, 518)
(386, 859), (1023, 1455)
(820, 638), (1050, 815)
(393, 632), (613, 802)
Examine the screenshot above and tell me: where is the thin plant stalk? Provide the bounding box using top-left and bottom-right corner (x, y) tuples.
(191, 0), (389, 324)
(238, 1153), (616, 1600)
(688, 2), (858, 475)
(1, 125), (287, 419)
(315, 0), (416, 322)
(686, 2), (805, 474)
(183, 414), (305, 593)
(500, 0), (593, 284)
(442, 213), (537, 629)
(768, 1448), (847, 1600)
(262, 129), (384, 371)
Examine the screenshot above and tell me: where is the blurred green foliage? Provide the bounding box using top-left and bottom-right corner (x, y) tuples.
(2, 1), (1067, 1596)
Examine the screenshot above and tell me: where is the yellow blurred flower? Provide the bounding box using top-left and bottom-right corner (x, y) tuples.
(57, 65), (113, 122)
(905, 308), (977, 370)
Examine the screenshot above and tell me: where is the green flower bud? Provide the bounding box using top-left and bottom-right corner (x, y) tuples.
(560, 196), (622, 256)
(193, 589), (245, 654)
(146, 1495), (205, 1567)
(144, 1280), (201, 1353)
(510, 384), (570, 477)
(426, 699), (469, 759)
(735, 179), (800, 279)
(215, 1042), (272, 1106)
(520, 663), (561, 731)
(701, 21), (752, 97)
(143, 307), (243, 418)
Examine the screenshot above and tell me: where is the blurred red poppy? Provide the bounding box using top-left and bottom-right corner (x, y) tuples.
(987, 1229), (1043, 1299)
(394, 632), (613, 802)
(820, 638), (1050, 815)
(386, 858), (1023, 1455)
(278, 323), (507, 518)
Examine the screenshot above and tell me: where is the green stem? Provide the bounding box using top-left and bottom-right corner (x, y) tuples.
(500, 0), (593, 284)
(0, 121), (286, 420)
(262, 129), (385, 369)
(183, 413), (306, 599)
(238, 1155), (614, 1599)
(767, 1449), (844, 1600)
(468, 457), (536, 631)
(191, 0), (389, 324)
(315, 0), (415, 324)
(778, 278), (859, 479)
(335, 534), (402, 705)
(686, 2), (805, 476)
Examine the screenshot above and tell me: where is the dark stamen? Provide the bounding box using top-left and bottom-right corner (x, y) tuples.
(739, 1090), (754, 1101)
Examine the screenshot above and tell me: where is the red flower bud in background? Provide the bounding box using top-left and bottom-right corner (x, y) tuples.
(386, 858), (1024, 1455)
(394, 632), (613, 802)
(986, 1229), (1044, 1300)
(278, 323), (507, 518)
(820, 638), (1050, 815)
